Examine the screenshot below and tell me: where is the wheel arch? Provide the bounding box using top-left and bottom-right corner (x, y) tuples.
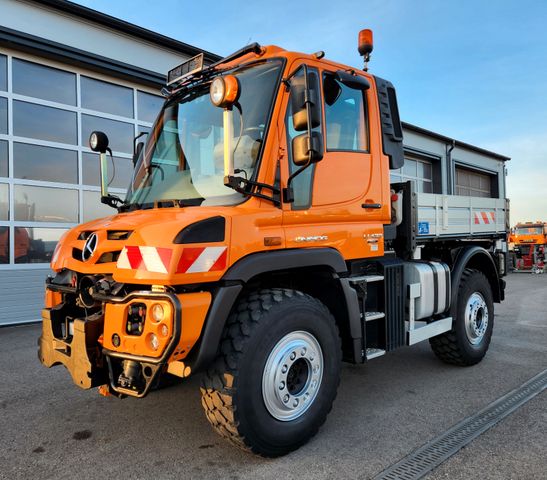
(451, 246), (501, 304)
(187, 248), (362, 372)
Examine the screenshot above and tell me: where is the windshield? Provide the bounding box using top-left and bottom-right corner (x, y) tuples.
(516, 226), (543, 235)
(126, 60), (283, 207)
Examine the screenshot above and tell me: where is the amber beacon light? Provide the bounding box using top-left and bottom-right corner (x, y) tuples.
(358, 29), (374, 71)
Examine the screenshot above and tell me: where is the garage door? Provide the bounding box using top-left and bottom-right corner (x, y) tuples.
(455, 167), (492, 198)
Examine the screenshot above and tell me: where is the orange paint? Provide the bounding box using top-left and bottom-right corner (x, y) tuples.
(48, 45), (394, 364)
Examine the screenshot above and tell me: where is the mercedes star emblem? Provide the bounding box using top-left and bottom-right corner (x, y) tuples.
(82, 233), (98, 262)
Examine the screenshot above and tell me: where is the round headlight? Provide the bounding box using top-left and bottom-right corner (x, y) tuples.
(147, 333), (159, 351)
(88, 130), (109, 153)
(89, 132), (99, 150)
(151, 303), (164, 322)
(159, 323), (169, 338)
(209, 75), (240, 108)
(210, 77), (226, 107)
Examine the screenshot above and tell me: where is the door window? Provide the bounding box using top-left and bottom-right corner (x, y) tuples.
(323, 72), (368, 152)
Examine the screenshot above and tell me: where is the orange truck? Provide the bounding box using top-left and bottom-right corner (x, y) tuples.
(38, 31), (508, 456)
(512, 222), (547, 270)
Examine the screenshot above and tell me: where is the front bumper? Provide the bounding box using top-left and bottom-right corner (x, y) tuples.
(38, 287), (183, 398)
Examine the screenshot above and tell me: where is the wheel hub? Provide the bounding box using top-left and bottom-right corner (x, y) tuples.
(464, 292), (489, 345)
(262, 331), (323, 421)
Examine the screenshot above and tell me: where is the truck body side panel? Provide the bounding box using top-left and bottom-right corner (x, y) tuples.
(415, 193), (507, 239)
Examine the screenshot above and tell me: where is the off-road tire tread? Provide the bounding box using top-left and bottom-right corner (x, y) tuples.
(430, 268), (492, 366)
(200, 288), (340, 455)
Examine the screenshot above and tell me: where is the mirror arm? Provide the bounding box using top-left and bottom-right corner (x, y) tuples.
(99, 147), (125, 210)
(283, 161), (311, 203)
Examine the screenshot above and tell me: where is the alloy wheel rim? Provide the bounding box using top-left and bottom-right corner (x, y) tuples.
(464, 292), (489, 345)
(262, 331), (323, 421)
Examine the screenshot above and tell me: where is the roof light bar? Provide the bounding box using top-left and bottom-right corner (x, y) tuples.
(167, 53), (204, 86)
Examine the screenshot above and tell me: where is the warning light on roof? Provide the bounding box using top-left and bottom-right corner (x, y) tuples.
(358, 29), (373, 71)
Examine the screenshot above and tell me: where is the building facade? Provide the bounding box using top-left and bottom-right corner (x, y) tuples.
(0, 0), (508, 326)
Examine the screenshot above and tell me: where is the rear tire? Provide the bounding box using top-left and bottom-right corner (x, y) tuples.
(430, 269), (494, 366)
(200, 288), (341, 457)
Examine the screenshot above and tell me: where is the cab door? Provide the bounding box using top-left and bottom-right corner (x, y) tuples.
(281, 62), (390, 260)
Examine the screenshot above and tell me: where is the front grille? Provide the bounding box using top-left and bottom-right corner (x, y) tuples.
(96, 251), (121, 264)
(107, 230), (133, 240)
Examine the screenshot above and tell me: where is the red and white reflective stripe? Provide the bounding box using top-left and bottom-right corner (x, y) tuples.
(176, 246), (227, 273)
(474, 211), (496, 225)
(117, 246), (173, 274)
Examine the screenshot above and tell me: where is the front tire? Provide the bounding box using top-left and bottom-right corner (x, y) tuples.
(200, 288), (341, 457)
(430, 269), (494, 366)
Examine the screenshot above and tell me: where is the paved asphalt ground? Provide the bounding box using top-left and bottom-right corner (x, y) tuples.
(0, 272), (545, 480)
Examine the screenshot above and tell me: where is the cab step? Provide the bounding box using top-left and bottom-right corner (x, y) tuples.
(366, 348), (386, 360)
(364, 311), (385, 321)
(349, 274), (384, 284)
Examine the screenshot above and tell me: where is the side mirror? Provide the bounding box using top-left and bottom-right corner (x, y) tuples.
(291, 131), (324, 166)
(335, 70), (370, 90)
(290, 71), (321, 131)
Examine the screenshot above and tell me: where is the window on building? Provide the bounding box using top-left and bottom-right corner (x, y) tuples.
(286, 67), (321, 209)
(0, 96), (7, 134)
(13, 59), (76, 106)
(0, 225), (9, 264)
(0, 54), (6, 91)
(81, 114), (134, 154)
(14, 143), (78, 183)
(137, 91), (163, 123)
(0, 140), (7, 177)
(455, 166), (493, 198)
(14, 185), (78, 222)
(13, 101), (77, 145)
(82, 152), (133, 189)
(14, 227), (68, 264)
(0, 54), (159, 265)
(323, 73), (368, 151)
(0, 183), (8, 220)
(391, 156), (435, 193)
(81, 76), (134, 118)
(83, 190), (115, 222)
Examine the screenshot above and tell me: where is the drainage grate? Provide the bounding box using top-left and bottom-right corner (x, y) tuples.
(372, 368), (547, 480)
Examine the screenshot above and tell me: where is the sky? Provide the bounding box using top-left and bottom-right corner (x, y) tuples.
(76, 0), (547, 223)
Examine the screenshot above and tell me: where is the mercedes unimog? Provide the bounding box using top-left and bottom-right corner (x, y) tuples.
(39, 30), (508, 456)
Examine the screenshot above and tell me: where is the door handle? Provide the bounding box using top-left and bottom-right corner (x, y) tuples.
(361, 203), (382, 209)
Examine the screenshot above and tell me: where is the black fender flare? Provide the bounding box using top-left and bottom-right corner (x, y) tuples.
(186, 248), (363, 372)
(451, 246), (502, 307)
(222, 247), (348, 282)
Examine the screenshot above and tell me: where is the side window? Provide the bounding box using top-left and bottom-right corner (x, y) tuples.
(286, 67), (321, 209)
(323, 73), (368, 152)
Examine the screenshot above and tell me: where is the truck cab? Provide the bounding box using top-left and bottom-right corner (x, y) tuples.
(39, 34), (508, 457)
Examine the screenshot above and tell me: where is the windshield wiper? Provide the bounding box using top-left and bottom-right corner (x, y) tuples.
(103, 194), (128, 211)
(224, 175), (280, 206)
(122, 198), (204, 212)
(155, 198), (204, 208)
